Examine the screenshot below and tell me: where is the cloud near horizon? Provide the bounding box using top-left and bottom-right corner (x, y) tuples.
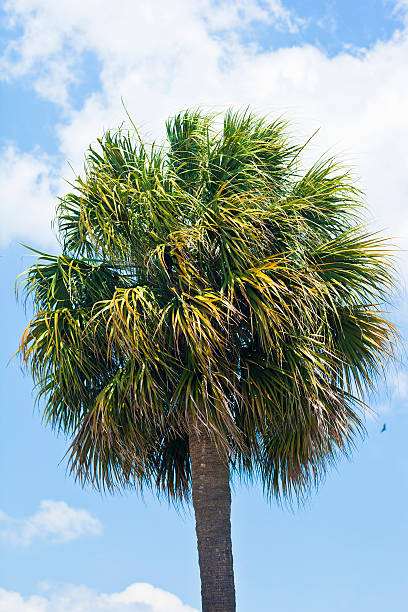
(0, 0), (408, 268)
(0, 500), (102, 546)
(0, 582), (198, 612)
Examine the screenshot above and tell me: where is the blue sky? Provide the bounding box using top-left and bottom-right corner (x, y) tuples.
(1, 1), (408, 610)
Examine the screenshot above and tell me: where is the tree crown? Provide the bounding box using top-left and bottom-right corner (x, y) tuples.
(19, 109), (395, 502)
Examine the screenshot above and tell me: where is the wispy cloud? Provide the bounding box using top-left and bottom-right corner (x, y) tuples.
(372, 368), (408, 417)
(390, 369), (408, 400)
(201, 0), (305, 34)
(0, 144), (60, 247)
(0, 500), (102, 546)
(0, 0), (304, 108)
(0, 582), (198, 612)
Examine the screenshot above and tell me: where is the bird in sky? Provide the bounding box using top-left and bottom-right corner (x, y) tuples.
(381, 424), (386, 432)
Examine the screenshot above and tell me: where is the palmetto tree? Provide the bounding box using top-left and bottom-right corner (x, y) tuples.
(20, 110), (395, 612)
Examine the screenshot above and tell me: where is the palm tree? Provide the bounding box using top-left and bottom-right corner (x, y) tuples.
(19, 109), (395, 612)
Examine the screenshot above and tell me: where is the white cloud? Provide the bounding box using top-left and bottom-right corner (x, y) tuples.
(0, 0), (303, 107)
(0, 0), (408, 266)
(0, 583), (198, 612)
(371, 367), (408, 417)
(371, 403), (391, 417)
(200, 0), (305, 34)
(0, 500), (102, 546)
(390, 369), (408, 399)
(0, 145), (60, 247)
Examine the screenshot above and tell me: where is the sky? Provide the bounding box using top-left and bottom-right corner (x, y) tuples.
(0, 1), (408, 610)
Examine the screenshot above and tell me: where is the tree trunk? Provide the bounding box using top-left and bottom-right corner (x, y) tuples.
(188, 422), (236, 612)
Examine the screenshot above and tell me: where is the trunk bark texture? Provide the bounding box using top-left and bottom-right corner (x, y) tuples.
(188, 422), (236, 612)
